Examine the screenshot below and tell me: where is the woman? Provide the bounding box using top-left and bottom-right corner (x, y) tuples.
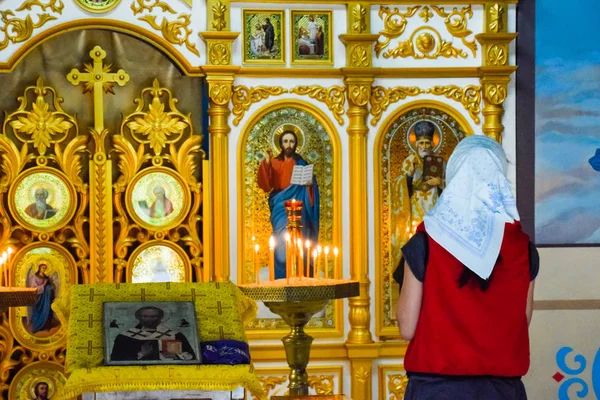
(395, 135), (538, 399)
(27, 261), (55, 333)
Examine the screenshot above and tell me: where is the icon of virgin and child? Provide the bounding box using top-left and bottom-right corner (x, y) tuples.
(257, 126), (320, 279)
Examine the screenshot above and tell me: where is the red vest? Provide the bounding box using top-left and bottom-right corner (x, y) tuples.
(404, 222), (531, 377)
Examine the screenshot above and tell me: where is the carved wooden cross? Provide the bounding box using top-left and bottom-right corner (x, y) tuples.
(66, 45), (130, 132)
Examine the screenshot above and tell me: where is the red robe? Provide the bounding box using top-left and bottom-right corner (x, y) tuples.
(257, 157), (314, 205)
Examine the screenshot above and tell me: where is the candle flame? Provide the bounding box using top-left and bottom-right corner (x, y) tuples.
(297, 238), (302, 247)
(254, 244), (260, 253)
(312, 249), (318, 259)
(333, 247), (339, 256)
(317, 245), (322, 253)
(285, 232), (291, 242)
(305, 240), (311, 248)
(324, 246), (330, 255)
(7, 247), (13, 255)
(251, 235), (256, 242)
(269, 236), (275, 249)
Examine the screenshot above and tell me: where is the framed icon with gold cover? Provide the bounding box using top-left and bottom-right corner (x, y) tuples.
(9, 167), (76, 233)
(9, 242), (76, 351)
(126, 167), (190, 231)
(128, 240), (190, 283)
(74, 0), (121, 13)
(9, 361), (67, 400)
(291, 10), (333, 65)
(243, 9), (286, 65)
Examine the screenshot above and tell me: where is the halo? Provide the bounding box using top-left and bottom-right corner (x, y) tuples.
(29, 257), (55, 276)
(406, 119), (442, 153)
(272, 124), (305, 153)
(28, 377), (55, 399)
(144, 179), (171, 203)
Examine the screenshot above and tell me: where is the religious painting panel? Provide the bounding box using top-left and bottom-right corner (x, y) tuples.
(128, 241), (190, 283)
(9, 167), (77, 233)
(238, 102), (342, 338)
(291, 10), (333, 65)
(9, 243), (76, 350)
(103, 301), (201, 366)
(114, 79), (204, 282)
(243, 10), (286, 65)
(375, 101), (472, 337)
(8, 361), (67, 400)
(534, 0), (600, 245)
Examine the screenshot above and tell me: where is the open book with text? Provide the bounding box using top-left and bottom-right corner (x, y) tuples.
(290, 164), (314, 185)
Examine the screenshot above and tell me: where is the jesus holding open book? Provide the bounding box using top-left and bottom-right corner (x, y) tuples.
(257, 127), (320, 279)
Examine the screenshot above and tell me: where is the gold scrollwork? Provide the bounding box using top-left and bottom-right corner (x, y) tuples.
(231, 86), (288, 126)
(375, 5), (419, 58)
(388, 373), (409, 400)
(131, 0), (199, 57)
(0, 11), (56, 52)
(383, 27), (467, 60)
(426, 85), (482, 124)
(211, 0), (227, 31)
(350, 44), (370, 67)
(431, 5), (477, 57)
(348, 84), (370, 107)
(352, 3), (367, 34)
(487, 44), (507, 66)
(488, 3), (505, 33)
(291, 86), (346, 125)
(370, 86), (422, 126)
(484, 82), (507, 105)
(308, 375), (335, 395)
(208, 42), (230, 65)
(418, 6), (433, 23)
(16, 0), (64, 13)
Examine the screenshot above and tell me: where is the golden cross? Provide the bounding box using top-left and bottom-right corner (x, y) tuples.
(66, 45), (130, 132)
(79, 288), (105, 302)
(77, 313), (102, 328)
(180, 288), (206, 302)
(209, 326), (234, 340)
(76, 340), (103, 355)
(207, 300), (232, 315)
(130, 288), (156, 302)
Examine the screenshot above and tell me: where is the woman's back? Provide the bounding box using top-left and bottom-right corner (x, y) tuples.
(404, 222), (533, 377)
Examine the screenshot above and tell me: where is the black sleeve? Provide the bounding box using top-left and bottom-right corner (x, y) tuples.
(392, 232), (429, 291)
(528, 242), (539, 281)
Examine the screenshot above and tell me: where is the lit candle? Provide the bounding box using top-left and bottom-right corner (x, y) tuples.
(285, 232), (292, 283)
(268, 236), (275, 281)
(312, 249), (318, 278)
(333, 247), (339, 279)
(324, 246), (330, 280)
(316, 245), (322, 279)
(305, 240), (311, 278)
(1, 251), (7, 287)
(254, 244), (260, 285)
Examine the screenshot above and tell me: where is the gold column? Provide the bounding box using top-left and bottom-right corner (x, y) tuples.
(477, 3), (517, 143)
(341, 8), (379, 396)
(200, 9), (239, 280)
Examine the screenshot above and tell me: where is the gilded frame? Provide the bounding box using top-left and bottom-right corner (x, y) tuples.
(74, 0), (122, 13)
(9, 242), (77, 351)
(253, 365), (343, 398)
(8, 167), (77, 233)
(8, 361), (67, 400)
(290, 9), (334, 66)
(125, 167), (192, 232)
(242, 9), (286, 65)
(126, 240), (192, 283)
(374, 100), (474, 339)
(377, 364), (408, 400)
(237, 100), (343, 339)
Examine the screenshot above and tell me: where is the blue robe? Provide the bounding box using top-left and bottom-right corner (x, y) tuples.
(31, 283), (54, 333)
(268, 159), (320, 279)
(589, 148), (600, 171)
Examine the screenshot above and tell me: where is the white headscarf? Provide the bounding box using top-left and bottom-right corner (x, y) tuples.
(423, 135), (520, 279)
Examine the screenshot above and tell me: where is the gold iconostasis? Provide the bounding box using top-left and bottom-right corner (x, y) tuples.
(0, 0), (517, 397)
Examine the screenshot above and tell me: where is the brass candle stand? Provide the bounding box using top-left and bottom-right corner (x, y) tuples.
(240, 282), (359, 398)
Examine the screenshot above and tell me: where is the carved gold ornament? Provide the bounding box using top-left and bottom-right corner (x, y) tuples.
(291, 86), (346, 125)
(352, 3), (367, 34)
(488, 3), (505, 33)
(431, 5), (477, 57)
(208, 42), (230, 65)
(375, 6), (419, 57)
(370, 86), (422, 126)
(383, 27), (467, 60)
(418, 6), (433, 23)
(0, 9), (56, 52)
(211, 0), (227, 31)
(416, 32), (435, 53)
(350, 44), (370, 67)
(355, 366), (371, 383)
(209, 82), (232, 106)
(17, 0), (64, 13)
(132, 0), (199, 57)
(348, 84), (370, 107)
(426, 85), (482, 124)
(231, 86), (288, 126)
(485, 83), (507, 105)
(388, 373), (409, 400)
(487, 44), (507, 66)
(308, 375), (335, 395)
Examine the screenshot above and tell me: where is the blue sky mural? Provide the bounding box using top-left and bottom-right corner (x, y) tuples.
(535, 0), (600, 244)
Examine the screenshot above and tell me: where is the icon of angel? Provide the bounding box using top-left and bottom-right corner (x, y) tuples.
(26, 260), (60, 334)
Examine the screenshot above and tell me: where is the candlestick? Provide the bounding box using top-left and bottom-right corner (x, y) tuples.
(333, 247), (339, 279)
(268, 236), (275, 281)
(324, 246), (330, 280)
(312, 249), (318, 278)
(254, 244), (260, 284)
(285, 232), (292, 283)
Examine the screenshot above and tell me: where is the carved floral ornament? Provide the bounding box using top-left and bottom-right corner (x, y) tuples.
(375, 5), (477, 60)
(0, 0), (63, 52)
